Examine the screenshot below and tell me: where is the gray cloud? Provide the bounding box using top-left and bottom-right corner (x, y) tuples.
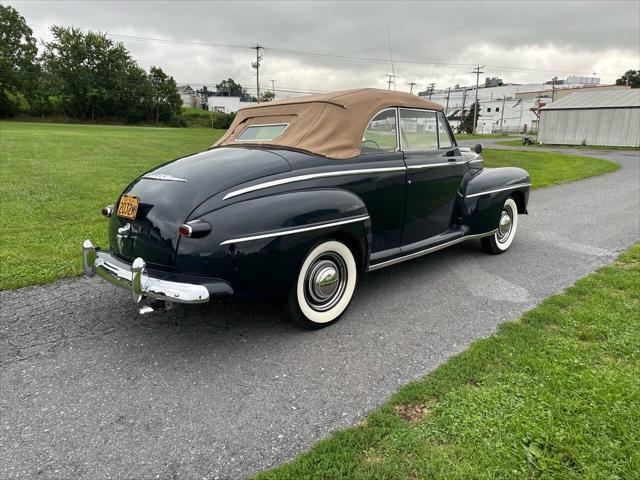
(8, 0), (640, 94)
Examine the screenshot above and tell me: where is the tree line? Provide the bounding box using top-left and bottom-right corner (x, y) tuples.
(1, 5), (182, 123)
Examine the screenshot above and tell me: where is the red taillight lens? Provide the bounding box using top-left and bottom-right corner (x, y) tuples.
(178, 224), (192, 237)
(179, 220), (211, 238)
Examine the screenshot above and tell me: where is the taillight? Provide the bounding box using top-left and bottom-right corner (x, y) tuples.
(179, 220), (211, 238)
(102, 205), (114, 217)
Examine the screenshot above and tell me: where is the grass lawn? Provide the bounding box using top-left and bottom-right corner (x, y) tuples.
(0, 122), (619, 290)
(0, 122), (225, 290)
(255, 244), (640, 480)
(496, 138), (640, 150)
(482, 149), (619, 189)
(456, 133), (513, 140)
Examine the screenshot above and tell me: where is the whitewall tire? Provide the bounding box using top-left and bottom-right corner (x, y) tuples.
(481, 197), (519, 254)
(287, 240), (358, 328)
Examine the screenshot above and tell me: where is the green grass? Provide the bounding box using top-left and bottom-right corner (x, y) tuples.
(0, 122), (225, 289)
(255, 244), (640, 480)
(482, 149), (619, 189)
(496, 139), (640, 150)
(0, 122), (620, 290)
(457, 133), (513, 140)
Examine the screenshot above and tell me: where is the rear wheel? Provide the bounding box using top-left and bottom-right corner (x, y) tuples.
(481, 197), (519, 254)
(287, 240), (358, 329)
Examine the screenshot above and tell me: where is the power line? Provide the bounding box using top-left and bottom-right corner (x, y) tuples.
(30, 26), (594, 76)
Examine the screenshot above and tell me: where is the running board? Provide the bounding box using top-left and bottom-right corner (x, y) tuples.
(367, 230), (497, 271)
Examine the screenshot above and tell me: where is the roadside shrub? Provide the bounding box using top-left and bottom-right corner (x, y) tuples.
(180, 107), (234, 129)
(168, 115), (188, 128)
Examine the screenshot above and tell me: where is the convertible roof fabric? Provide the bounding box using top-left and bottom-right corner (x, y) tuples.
(212, 88), (443, 159)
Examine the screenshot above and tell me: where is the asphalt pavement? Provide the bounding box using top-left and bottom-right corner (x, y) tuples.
(1, 142), (638, 479)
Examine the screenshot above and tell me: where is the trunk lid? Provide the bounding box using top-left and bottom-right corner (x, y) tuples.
(108, 147), (290, 267)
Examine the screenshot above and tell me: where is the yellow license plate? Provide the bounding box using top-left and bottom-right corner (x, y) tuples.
(116, 195), (140, 220)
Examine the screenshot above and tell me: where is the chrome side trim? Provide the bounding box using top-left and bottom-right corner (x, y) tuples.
(368, 230), (497, 271)
(223, 168), (406, 200)
(142, 173), (188, 182)
(465, 183), (531, 198)
(220, 215), (370, 245)
(407, 161), (466, 170)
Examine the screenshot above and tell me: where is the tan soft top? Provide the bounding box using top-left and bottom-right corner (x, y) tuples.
(213, 88), (443, 159)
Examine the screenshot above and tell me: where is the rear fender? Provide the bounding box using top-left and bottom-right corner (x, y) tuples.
(461, 167), (530, 235)
(176, 189), (370, 298)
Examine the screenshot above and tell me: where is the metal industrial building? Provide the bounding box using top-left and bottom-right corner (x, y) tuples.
(538, 90), (640, 146)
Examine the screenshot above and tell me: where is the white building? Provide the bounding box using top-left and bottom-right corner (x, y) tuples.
(207, 96), (256, 114)
(420, 76), (604, 132)
(538, 90), (640, 147)
(474, 98), (539, 134)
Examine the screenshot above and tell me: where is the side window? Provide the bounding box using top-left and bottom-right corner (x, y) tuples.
(437, 112), (454, 148)
(399, 109), (437, 150)
(362, 109), (397, 153)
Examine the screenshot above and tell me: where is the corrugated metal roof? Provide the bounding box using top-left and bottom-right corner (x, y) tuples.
(541, 89), (640, 110)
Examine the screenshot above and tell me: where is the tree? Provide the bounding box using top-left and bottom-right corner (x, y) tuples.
(260, 90), (275, 102)
(616, 70), (640, 88)
(215, 78), (252, 100)
(41, 26), (142, 120)
(0, 5), (38, 116)
(458, 101), (480, 134)
(147, 66), (181, 123)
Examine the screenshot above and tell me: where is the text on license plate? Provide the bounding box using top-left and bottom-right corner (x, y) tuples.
(116, 195), (140, 220)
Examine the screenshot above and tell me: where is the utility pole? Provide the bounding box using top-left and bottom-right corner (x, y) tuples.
(460, 88), (468, 133)
(551, 76), (557, 102)
(251, 43), (264, 102)
(271, 79), (276, 98)
(408, 82), (417, 94)
(427, 82), (436, 100)
(499, 95), (506, 133)
(471, 65), (485, 134)
(445, 87), (451, 116)
(386, 74), (396, 91)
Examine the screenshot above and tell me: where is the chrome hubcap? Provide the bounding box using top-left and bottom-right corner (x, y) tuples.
(496, 206), (513, 243)
(305, 253), (347, 311)
(314, 265), (339, 299)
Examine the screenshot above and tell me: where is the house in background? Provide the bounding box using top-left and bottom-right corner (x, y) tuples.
(177, 84), (207, 109)
(206, 95), (256, 114)
(538, 90), (640, 146)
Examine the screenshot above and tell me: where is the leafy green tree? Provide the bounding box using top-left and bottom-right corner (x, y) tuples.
(215, 78), (243, 96)
(260, 90), (275, 102)
(0, 5), (38, 116)
(41, 26), (146, 120)
(215, 77), (254, 100)
(616, 69), (640, 88)
(459, 101), (480, 134)
(148, 66), (181, 123)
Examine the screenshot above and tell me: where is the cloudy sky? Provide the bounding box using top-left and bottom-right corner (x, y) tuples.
(8, 0), (640, 96)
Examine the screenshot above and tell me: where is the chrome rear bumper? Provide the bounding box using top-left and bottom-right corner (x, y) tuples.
(82, 239), (210, 304)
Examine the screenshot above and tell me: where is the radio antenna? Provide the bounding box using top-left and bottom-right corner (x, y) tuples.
(386, 25), (396, 90)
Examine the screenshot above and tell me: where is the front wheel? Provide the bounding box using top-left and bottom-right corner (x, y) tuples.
(481, 197), (519, 254)
(287, 240), (358, 329)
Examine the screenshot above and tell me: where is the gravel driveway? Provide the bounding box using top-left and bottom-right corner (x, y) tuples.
(1, 145), (638, 479)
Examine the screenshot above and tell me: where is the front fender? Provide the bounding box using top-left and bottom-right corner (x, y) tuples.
(176, 189), (370, 298)
(461, 167), (530, 235)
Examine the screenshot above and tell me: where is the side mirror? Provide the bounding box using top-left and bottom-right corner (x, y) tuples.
(473, 143), (483, 154)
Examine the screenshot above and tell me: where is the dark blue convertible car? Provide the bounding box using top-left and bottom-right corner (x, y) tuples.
(83, 88), (530, 328)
